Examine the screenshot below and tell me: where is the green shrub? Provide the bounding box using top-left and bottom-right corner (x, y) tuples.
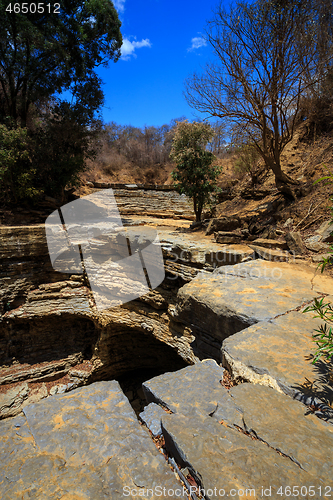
(304, 167), (333, 363)
(303, 299), (333, 363)
(0, 124), (41, 202)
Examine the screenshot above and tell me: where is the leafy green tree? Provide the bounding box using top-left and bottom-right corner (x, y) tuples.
(0, 124), (41, 202)
(32, 100), (102, 200)
(0, 0), (122, 126)
(170, 120), (221, 222)
(0, 0), (122, 202)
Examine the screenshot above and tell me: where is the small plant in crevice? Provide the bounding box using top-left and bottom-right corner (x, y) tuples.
(304, 167), (333, 364)
(303, 298), (333, 364)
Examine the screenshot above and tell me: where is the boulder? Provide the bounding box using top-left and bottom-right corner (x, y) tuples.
(316, 219), (333, 243)
(304, 234), (330, 252)
(285, 231), (306, 254)
(251, 237), (288, 250)
(283, 217), (294, 227)
(215, 231), (242, 244)
(139, 402), (166, 436)
(205, 216), (241, 235)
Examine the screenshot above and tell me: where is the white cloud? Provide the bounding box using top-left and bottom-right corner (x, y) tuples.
(121, 38), (152, 60)
(188, 36), (207, 52)
(113, 0), (125, 13)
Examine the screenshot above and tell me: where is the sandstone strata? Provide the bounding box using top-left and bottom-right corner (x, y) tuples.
(0, 221), (258, 419)
(114, 188), (194, 220)
(1, 197), (333, 497)
(2, 221), (333, 419)
(0, 280), (191, 418)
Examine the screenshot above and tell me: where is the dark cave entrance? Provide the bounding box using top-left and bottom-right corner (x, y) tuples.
(94, 326), (189, 414)
(1, 308), (190, 415)
(116, 367), (174, 415)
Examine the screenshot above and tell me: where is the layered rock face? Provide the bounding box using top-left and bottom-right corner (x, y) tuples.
(0, 208), (260, 420)
(0, 264), (193, 419)
(2, 192), (333, 498)
(0, 218), (217, 418)
(2, 216), (333, 421)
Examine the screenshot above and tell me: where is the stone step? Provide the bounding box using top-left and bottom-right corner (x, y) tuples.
(249, 245), (290, 261)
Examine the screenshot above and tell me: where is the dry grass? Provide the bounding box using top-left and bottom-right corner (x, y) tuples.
(82, 148), (174, 185)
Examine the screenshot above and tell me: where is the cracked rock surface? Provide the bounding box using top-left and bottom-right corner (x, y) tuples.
(172, 259), (333, 361)
(143, 360), (333, 498)
(222, 310), (333, 409)
(0, 381), (183, 499)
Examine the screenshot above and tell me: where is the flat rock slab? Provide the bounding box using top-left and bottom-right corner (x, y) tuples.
(222, 310), (333, 411)
(251, 238), (288, 250)
(162, 412), (315, 497)
(142, 361), (333, 496)
(0, 381), (183, 499)
(226, 384), (333, 480)
(159, 229), (254, 269)
(172, 260), (333, 342)
(143, 359), (225, 416)
(249, 245), (290, 261)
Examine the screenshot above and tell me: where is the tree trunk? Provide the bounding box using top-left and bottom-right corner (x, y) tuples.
(265, 157), (299, 200)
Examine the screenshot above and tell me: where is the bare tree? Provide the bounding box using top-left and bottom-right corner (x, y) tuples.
(185, 0), (332, 197)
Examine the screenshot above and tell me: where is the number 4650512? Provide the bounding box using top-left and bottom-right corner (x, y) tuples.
(6, 3), (60, 14)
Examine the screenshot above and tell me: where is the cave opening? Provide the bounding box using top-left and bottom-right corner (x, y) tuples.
(116, 367), (174, 415)
(1, 307), (190, 417)
(94, 327), (190, 414)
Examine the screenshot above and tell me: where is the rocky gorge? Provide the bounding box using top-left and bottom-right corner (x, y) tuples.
(1, 186), (333, 499)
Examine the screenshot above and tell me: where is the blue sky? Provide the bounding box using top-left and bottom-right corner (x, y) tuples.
(97, 0), (221, 128)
